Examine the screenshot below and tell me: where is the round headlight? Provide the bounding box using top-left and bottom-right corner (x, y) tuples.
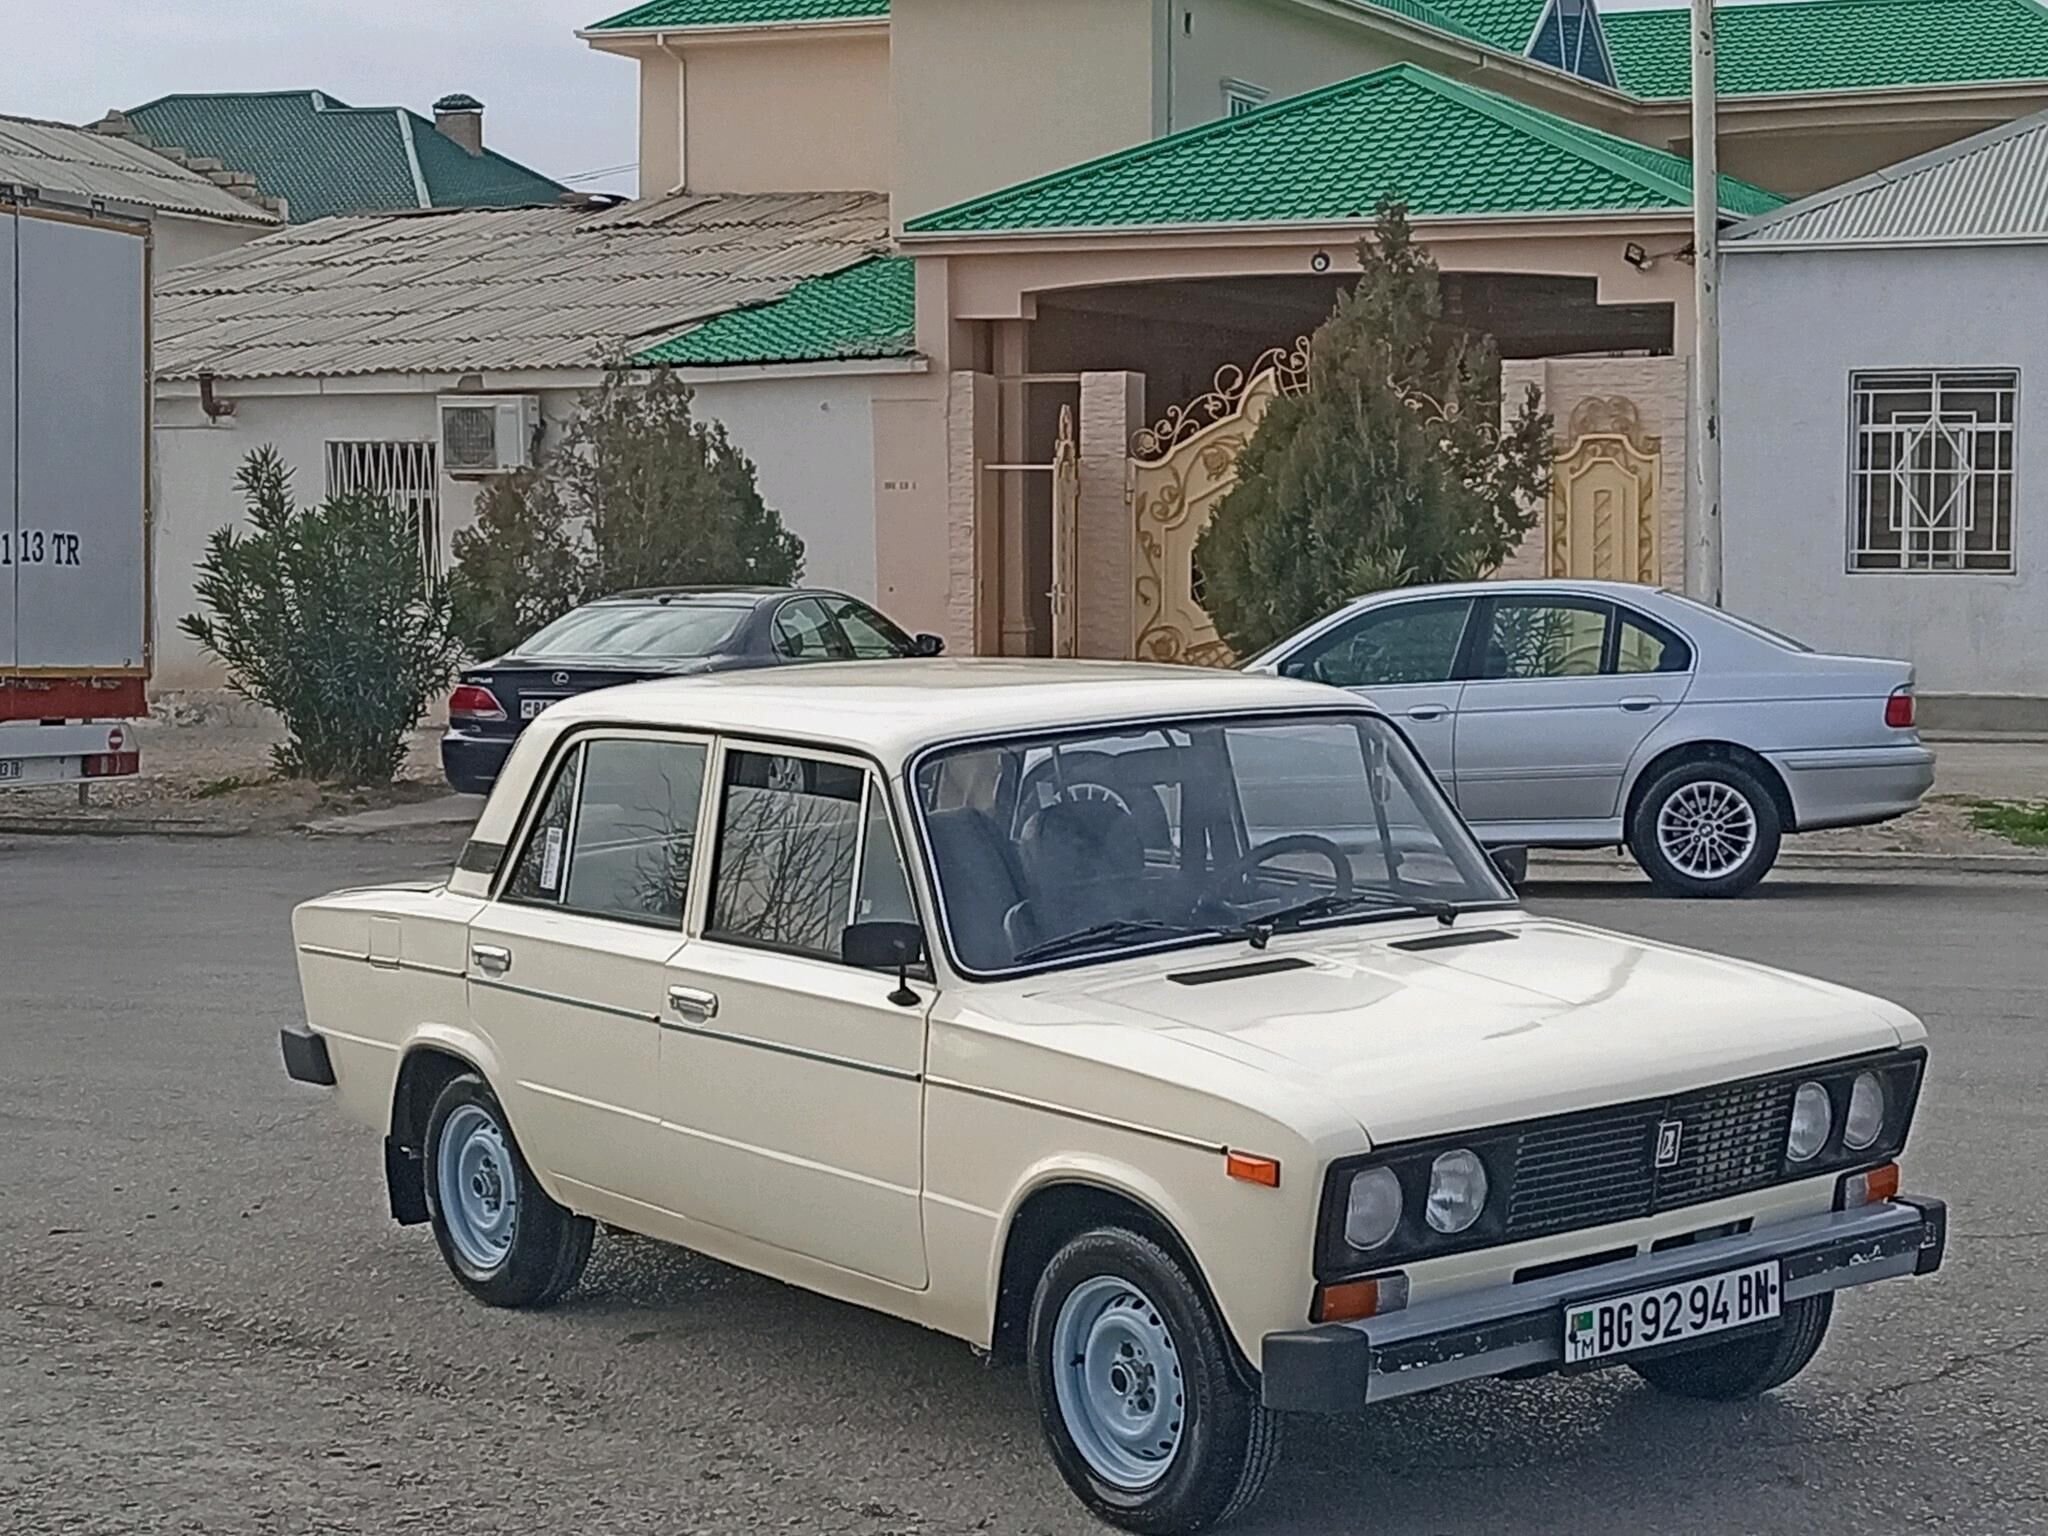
(1844, 1071), (1885, 1150)
(1425, 1149), (1489, 1235)
(1344, 1166), (1404, 1250)
(1787, 1080), (1833, 1162)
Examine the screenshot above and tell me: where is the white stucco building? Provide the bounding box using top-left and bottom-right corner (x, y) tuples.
(1722, 111), (2048, 727)
(152, 191), (917, 687)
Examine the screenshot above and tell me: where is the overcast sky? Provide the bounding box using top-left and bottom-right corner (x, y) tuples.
(2, 0), (1782, 203)
(0, 1), (642, 195)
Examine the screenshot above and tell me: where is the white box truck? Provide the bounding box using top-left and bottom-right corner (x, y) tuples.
(1, 191), (150, 787)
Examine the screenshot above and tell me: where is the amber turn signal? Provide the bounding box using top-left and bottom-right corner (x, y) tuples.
(1225, 1151), (1281, 1188)
(1313, 1272), (1410, 1324)
(1838, 1161), (1902, 1209)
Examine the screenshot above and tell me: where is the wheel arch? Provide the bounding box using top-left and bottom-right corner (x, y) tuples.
(987, 1170), (1259, 1391)
(385, 1029), (506, 1226)
(1624, 739), (1797, 837)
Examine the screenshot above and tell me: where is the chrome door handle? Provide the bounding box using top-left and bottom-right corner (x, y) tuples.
(1407, 705), (1449, 722)
(471, 944), (512, 976)
(667, 986), (719, 1023)
(1618, 696), (1659, 712)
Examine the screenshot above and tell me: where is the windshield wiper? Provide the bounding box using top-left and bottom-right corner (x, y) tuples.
(1013, 919), (1223, 966)
(1242, 891), (1458, 949)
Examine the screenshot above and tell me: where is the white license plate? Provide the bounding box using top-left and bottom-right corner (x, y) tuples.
(1563, 1259), (1782, 1364)
(0, 759), (20, 781)
(519, 696), (564, 720)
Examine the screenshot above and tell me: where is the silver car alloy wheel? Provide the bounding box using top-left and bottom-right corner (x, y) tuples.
(1051, 1276), (1187, 1491)
(437, 1103), (518, 1272)
(1656, 780), (1759, 881)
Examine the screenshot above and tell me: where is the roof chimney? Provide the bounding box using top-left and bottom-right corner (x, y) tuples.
(432, 93), (485, 157)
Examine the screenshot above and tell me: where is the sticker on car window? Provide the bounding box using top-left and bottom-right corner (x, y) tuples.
(540, 825), (565, 892)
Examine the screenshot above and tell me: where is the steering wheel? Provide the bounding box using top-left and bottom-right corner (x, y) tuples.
(1202, 834), (1353, 910)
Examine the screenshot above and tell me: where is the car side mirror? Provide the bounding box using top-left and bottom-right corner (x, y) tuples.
(1278, 655), (1315, 681)
(914, 633), (946, 658)
(842, 920), (927, 1007)
(1488, 846), (1529, 888)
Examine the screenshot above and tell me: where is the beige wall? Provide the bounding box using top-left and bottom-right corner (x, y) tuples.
(1165, 0), (1413, 127)
(1499, 356), (1690, 590)
(891, 0), (1161, 224)
(627, 29), (890, 197)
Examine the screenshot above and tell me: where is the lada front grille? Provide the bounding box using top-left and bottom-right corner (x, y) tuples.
(1504, 1077), (1797, 1239)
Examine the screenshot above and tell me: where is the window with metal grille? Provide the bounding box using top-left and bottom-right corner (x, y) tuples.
(324, 440), (442, 575)
(1849, 370), (2016, 573)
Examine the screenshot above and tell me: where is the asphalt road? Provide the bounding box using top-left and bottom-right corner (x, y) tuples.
(3, 835), (2044, 1535)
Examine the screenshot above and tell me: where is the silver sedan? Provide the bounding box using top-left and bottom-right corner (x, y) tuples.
(1244, 580), (1934, 896)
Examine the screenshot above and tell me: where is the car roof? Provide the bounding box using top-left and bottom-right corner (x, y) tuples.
(1340, 578), (1684, 606)
(593, 586), (861, 605)
(534, 659), (1367, 764)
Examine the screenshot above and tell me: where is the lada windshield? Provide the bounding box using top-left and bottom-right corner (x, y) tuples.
(910, 710), (1509, 976)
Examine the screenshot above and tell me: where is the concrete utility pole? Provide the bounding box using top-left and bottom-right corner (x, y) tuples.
(1688, 0), (1724, 605)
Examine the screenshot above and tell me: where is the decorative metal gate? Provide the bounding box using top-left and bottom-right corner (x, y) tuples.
(1128, 342), (1309, 667)
(1546, 397), (1661, 585)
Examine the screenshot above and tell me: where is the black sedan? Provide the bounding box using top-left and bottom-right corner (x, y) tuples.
(442, 586), (943, 794)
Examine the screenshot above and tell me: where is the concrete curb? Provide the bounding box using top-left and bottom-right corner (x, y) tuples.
(1534, 849), (2048, 878)
(0, 815), (246, 839)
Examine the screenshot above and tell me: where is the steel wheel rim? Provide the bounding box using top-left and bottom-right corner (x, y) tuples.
(1656, 780), (1758, 880)
(437, 1103), (518, 1272)
(1051, 1276), (1186, 1490)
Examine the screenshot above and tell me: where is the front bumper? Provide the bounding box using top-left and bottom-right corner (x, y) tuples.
(1262, 1196), (1946, 1413)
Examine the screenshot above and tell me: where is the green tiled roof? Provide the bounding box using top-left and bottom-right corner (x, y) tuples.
(1605, 0), (2048, 98)
(588, 0), (888, 29)
(1384, 0), (1547, 51)
(905, 64), (1781, 235)
(634, 257), (914, 367)
(124, 91), (565, 224)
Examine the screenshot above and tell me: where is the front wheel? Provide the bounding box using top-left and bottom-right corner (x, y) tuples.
(1028, 1229), (1280, 1534)
(1629, 759), (1783, 897)
(1630, 1293), (1833, 1399)
(423, 1073), (593, 1308)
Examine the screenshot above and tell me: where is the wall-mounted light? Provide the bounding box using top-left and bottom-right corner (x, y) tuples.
(1623, 242), (1651, 271)
(1311, 251), (1332, 273)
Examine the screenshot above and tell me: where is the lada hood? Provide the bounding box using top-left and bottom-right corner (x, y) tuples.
(1040, 914), (1918, 1146)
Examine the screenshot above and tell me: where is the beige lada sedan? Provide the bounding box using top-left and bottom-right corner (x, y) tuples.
(282, 661), (1946, 1533)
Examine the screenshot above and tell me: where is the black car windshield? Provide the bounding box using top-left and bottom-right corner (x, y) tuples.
(912, 711), (1509, 975)
(512, 603), (748, 660)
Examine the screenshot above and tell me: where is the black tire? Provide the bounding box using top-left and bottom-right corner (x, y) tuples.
(1628, 758), (1783, 898)
(422, 1073), (593, 1308)
(1028, 1228), (1280, 1534)
(1630, 1293), (1833, 1400)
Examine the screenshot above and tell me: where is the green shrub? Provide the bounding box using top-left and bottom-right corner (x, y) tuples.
(449, 365), (804, 659)
(1195, 204), (1554, 657)
(179, 448), (463, 785)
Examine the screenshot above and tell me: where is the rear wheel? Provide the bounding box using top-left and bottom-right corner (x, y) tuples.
(1629, 759), (1782, 897)
(423, 1073), (593, 1308)
(1631, 1294), (1833, 1399)
(1028, 1228), (1279, 1533)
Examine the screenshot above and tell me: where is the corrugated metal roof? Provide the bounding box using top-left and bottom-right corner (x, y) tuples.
(0, 113), (282, 226)
(154, 190), (890, 380)
(1727, 109), (2048, 249)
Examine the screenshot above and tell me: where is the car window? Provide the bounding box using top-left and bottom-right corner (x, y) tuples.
(774, 598), (851, 662)
(504, 738), (708, 926)
(708, 749), (912, 961)
(1477, 599), (1609, 680)
(1616, 612), (1694, 675)
(513, 603), (746, 660)
(1286, 599), (1473, 687)
(828, 598), (915, 660)
(504, 749), (582, 905)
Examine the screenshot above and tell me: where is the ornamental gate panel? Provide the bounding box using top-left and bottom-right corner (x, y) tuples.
(1546, 396), (1663, 584)
(1127, 342), (1309, 668)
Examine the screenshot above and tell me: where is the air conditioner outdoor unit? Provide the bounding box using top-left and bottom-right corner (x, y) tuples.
(437, 394), (541, 475)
